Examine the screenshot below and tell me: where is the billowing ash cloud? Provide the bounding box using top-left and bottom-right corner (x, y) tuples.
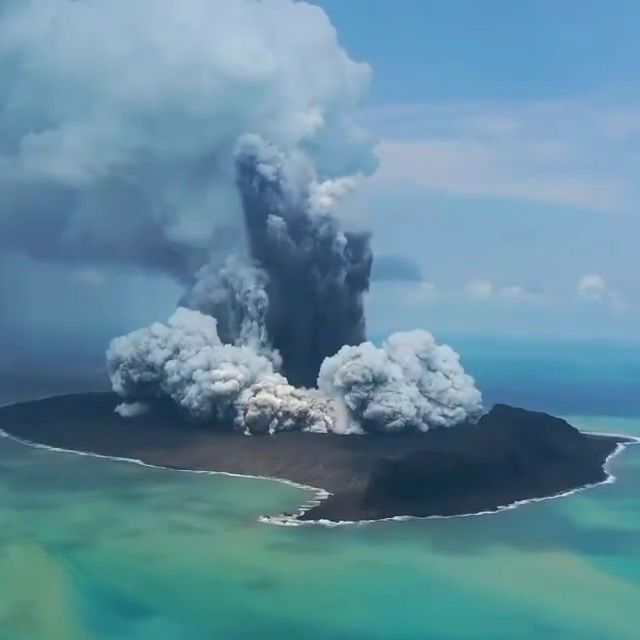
(0, 0), (375, 277)
(108, 308), (274, 424)
(107, 307), (339, 434)
(318, 331), (483, 433)
(108, 311), (482, 434)
(180, 256), (272, 355)
(3, 0), (484, 434)
(235, 375), (336, 435)
(235, 135), (372, 387)
(108, 308), (224, 403)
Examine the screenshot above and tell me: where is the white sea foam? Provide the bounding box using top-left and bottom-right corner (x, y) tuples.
(0, 425), (637, 528)
(0, 393), (85, 409)
(0, 428), (326, 497)
(267, 432), (640, 527)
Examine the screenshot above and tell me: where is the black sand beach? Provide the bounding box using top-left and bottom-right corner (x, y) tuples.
(0, 393), (630, 522)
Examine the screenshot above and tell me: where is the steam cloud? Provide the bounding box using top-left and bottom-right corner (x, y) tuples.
(0, 0), (375, 276)
(181, 256), (273, 355)
(107, 307), (340, 434)
(1, 0), (483, 434)
(107, 308), (483, 434)
(318, 332), (483, 433)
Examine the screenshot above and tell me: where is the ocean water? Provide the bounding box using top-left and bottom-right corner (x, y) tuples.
(1, 416), (639, 640)
(457, 339), (640, 419)
(2, 338), (640, 639)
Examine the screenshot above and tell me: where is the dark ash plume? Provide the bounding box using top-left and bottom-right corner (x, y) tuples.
(180, 257), (272, 354)
(5, 0), (486, 435)
(0, 0), (375, 279)
(235, 135), (372, 387)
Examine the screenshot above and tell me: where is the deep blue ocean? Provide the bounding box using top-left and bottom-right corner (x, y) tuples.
(446, 337), (640, 418)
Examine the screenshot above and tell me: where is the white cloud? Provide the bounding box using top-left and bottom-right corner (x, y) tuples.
(576, 274), (625, 309)
(464, 279), (541, 302)
(367, 98), (639, 213)
(384, 278), (542, 305)
(577, 274), (608, 301)
(500, 284), (528, 299)
(465, 279), (494, 300)
(0, 0), (375, 271)
(408, 280), (437, 304)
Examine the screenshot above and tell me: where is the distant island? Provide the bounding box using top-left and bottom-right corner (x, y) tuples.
(0, 393), (633, 524)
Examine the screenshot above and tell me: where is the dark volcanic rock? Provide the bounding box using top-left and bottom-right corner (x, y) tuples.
(301, 405), (627, 521)
(0, 393), (631, 523)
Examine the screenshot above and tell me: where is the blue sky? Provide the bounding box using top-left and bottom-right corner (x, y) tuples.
(317, 0), (640, 102)
(314, 0), (640, 340)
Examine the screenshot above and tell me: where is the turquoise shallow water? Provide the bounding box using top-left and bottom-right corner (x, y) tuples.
(1, 416), (640, 640)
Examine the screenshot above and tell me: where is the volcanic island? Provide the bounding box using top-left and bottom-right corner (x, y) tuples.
(0, 392), (631, 524)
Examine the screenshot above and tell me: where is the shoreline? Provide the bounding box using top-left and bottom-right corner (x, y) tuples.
(265, 435), (639, 527)
(0, 394), (640, 527)
(0, 427), (636, 527)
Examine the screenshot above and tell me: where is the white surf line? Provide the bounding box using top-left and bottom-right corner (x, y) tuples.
(1, 426), (638, 528)
(584, 429), (640, 439)
(0, 428), (330, 501)
(0, 393), (68, 409)
(262, 431), (640, 527)
(0, 391), (111, 411)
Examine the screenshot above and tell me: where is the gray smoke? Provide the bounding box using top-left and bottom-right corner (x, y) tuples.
(234, 375), (337, 435)
(107, 307), (339, 434)
(107, 307), (276, 426)
(318, 331), (484, 433)
(108, 308), (223, 403)
(0, 0), (375, 278)
(0, 0), (484, 434)
(180, 256), (273, 356)
(107, 310), (482, 434)
(235, 135), (372, 387)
